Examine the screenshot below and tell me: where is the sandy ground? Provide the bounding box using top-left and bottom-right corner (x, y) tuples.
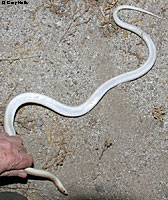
(0, 0), (168, 199)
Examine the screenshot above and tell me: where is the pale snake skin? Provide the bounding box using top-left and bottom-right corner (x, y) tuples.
(4, 5), (161, 195)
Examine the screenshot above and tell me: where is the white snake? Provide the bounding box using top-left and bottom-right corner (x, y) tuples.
(4, 5), (161, 195)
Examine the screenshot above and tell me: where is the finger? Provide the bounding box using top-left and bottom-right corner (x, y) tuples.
(0, 138), (27, 154)
(0, 132), (23, 145)
(8, 136), (23, 145)
(0, 169), (27, 178)
(13, 144), (27, 153)
(12, 153), (34, 170)
(0, 132), (9, 139)
(0, 132), (8, 136)
(0, 133), (23, 146)
(19, 153), (34, 169)
(4, 136), (27, 153)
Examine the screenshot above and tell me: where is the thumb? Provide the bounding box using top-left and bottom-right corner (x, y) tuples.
(0, 169), (27, 178)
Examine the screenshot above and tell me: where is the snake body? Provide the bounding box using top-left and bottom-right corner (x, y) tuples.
(4, 5), (160, 195)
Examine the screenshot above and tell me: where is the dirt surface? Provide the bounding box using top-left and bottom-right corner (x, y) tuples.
(0, 0), (167, 199)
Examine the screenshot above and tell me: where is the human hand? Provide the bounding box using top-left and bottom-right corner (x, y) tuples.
(0, 132), (33, 178)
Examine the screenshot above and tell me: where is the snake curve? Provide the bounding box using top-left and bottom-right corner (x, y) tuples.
(4, 5), (161, 195)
